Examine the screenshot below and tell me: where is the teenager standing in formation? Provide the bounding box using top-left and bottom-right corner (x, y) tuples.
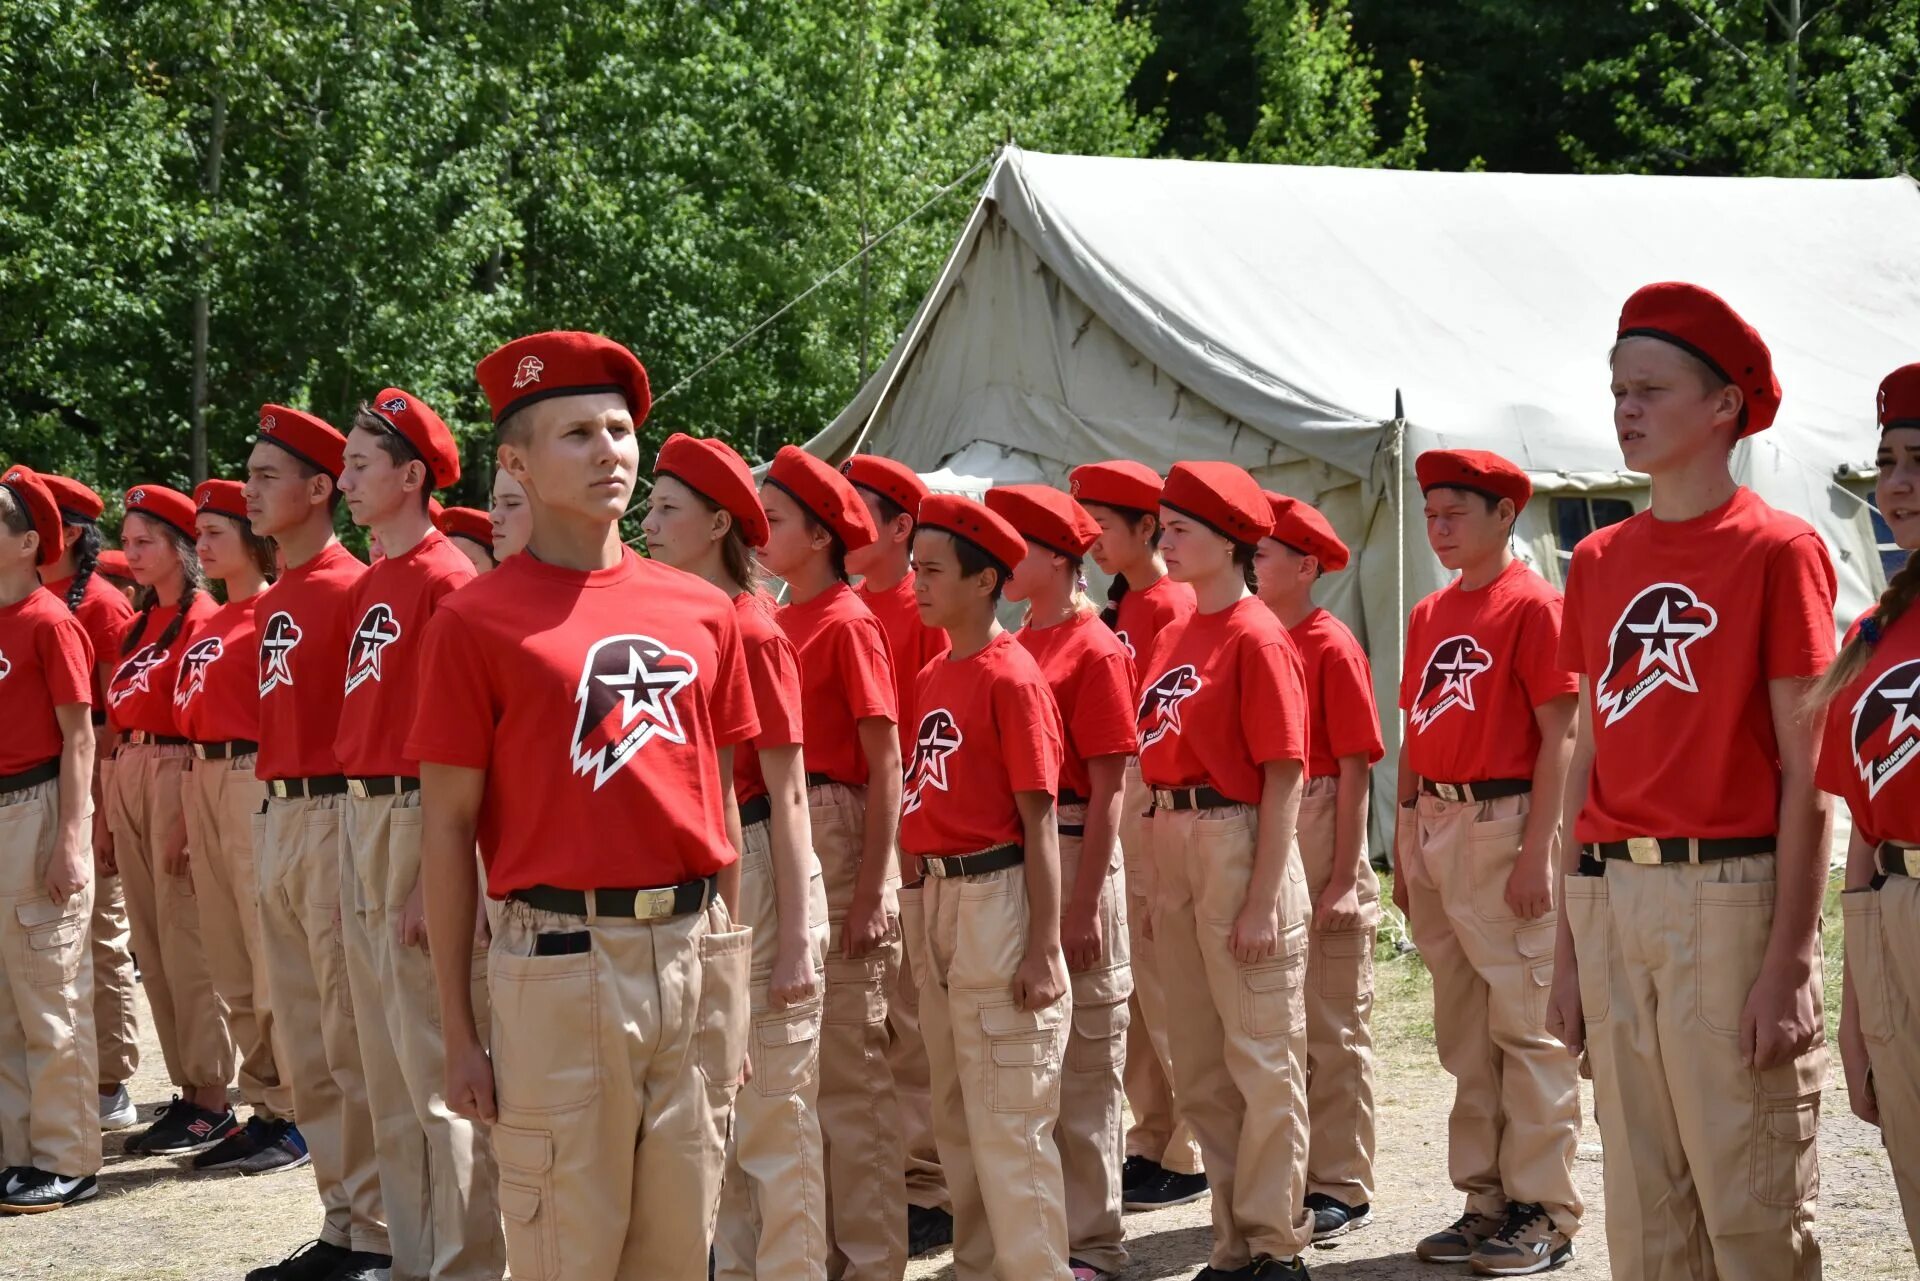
(435, 506), (499, 577)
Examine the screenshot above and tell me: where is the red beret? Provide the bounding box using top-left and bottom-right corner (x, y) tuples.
(918, 494), (1027, 574)
(1069, 460), (1163, 515)
(365, 388), (461, 489)
(96, 549), (132, 580)
(476, 331), (651, 430)
(766, 445), (876, 552)
(0, 465), (66, 566)
(1618, 282), (1780, 436)
(1879, 363), (1920, 431)
(258, 404), (347, 480)
(42, 475), (104, 525)
(654, 433), (770, 548)
(124, 484), (198, 543)
(1416, 449), (1532, 513)
(1264, 493), (1350, 573)
(841, 455), (929, 519)
(193, 479), (249, 524)
(984, 484), (1101, 559)
(434, 506), (494, 549)
(1161, 462), (1273, 546)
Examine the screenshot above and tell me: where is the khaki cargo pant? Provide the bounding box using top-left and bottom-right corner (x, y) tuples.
(342, 791), (503, 1281)
(807, 781), (907, 1280)
(182, 754), (291, 1121)
(911, 862), (1072, 1281)
(1151, 803), (1313, 1268)
(715, 815), (831, 1280)
(891, 889), (946, 1214)
(1567, 853), (1823, 1281)
(91, 754), (140, 1087)
(1400, 793), (1581, 1234)
(1298, 776), (1379, 1208)
(107, 743), (233, 1090)
(488, 895), (750, 1281)
(1055, 813), (1132, 1274)
(257, 793), (388, 1255)
(1120, 761), (1204, 1176)
(1845, 875), (1920, 1248)
(0, 778), (100, 1177)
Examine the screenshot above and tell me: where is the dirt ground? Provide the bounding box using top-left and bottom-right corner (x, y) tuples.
(5, 882), (1913, 1280)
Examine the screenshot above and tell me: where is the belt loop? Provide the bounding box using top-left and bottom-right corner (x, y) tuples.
(1688, 837), (1701, 865)
(585, 889), (600, 924)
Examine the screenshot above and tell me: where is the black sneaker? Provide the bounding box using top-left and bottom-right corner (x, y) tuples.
(244, 1240), (353, 1281)
(0, 1168), (98, 1214)
(237, 1121), (312, 1176)
(1468, 1201), (1574, 1276)
(193, 1115), (270, 1171)
(1213, 1257), (1309, 1279)
(1124, 1166), (1209, 1212)
(1305, 1191), (1372, 1242)
(1121, 1154), (1165, 1196)
(128, 1101), (237, 1155)
(328, 1251), (394, 1280)
(0, 1167), (28, 1197)
(907, 1203), (954, 1257)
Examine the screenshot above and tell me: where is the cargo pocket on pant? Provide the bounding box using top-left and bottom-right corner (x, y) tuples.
(488, 948), (600, 1113)
(1240, 921), (1308, 1038)
(1695, 880), (1775, 1037)
(1750, 1087), (1821, 1209)
(751, 994), (823, 1098)
(1468, 815), (1527, 921)
(823, 953), (889, 1027)
(982, 999), (1067, 1112)
(1563, 875), (1610, 1023)
(493, 1124), (558, 1281)
(696, 925), (753, 1090)
(1065, 1001), (1127, 1074)
(1514, 918), (1557, 1028)
(1841, 893), (1893, 1047)
(15, 898), (86, 989)
(1316, 926), (1374, 1000)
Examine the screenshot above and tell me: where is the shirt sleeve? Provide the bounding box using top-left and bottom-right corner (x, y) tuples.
(1067, 648), (1140, 762)
(1763, 532), (1839, 680)
(747, 631), (806, 750)
(404, 607), (496, 769)
(839, 619), (899, 724)
(996, 672), (1064, 796)
(42, 616), (94, 708)
(1243, 636), (1310, 765)
(1321, 649), (1384, 764)
(709, 608), (761, 750)
(1517, 594), (1580, 708)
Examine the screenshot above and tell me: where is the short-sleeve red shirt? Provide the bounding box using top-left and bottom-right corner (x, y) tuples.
(174, 597), (262, 744)
(0, 587), (93, 773)
(256, 542), (368, 782)
(779, 583), (897, 786)
(857, 571), (949, 753)
(732, 590), (805, 806)
(1112, 574), (1195, 693)
(44, 572), (133, 709)
(1560, 487), (1836, 843)
(1136, 596), (1309, 804)
(1016, 612), (1138, 799)
(900, 630), (1064, 857)
(406, 550), (758, 895)
(107, 595), (217, 736)
(1817, 607), (1920, 848)
(1400, 559), (1575, 784)
(1289, 607), (1384, 779)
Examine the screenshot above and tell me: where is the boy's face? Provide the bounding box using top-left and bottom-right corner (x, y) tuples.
(1423, 487), (1511, 573)
(498, 392), (636, 526)
(1253, 538), (1313, 607)
(338, 426), (419, 529)
(912, 528), (992, 630)
(1610, 336), (1742, 475)
(844, 489), (903, 578)
(244, 441), (328, 539)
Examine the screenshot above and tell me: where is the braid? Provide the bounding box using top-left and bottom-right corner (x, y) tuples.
(65, 524), (101, 613)
(1810, 548), (1920, 710)
(1101, 572), (1130, 629)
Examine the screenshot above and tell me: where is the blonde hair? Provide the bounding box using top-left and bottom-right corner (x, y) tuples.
(1811, 548), (1920, 709)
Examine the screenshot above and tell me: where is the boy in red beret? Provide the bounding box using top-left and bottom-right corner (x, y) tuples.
(1253, 493), (1385, 1244)
(1552, 284), (1835, 1280)
(412, 332), (755, 1280)
(334, 390), (504, 1280)
(903, 493), (1073, 1280)
(0, 465), (100, 1214)
(1394, 450), (1583, 1274)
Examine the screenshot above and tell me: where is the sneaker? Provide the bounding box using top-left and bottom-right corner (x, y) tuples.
(0, 1168), (98, 1214)
(193, 1115), (271, 1171)
(1304, 1191), (1371, 1242)
(1210, 1258), (1310, 1278)
(1417, 1209), (1505, 1264)
(907, 1203), (954, 1257)
(1124, 1166), (1209, 1211)
(127, 1101), (238, 1155)
(98, 1085), (137, 1131)
(328, 1251), (394, 1280)
(1469, 1202), (1574, 1276)
(244, 1240), (353, 1281)
(0, 1167), (28, 1197)
(237, 1121), (312, 1176)
(1121, 1153), (1165, 1196)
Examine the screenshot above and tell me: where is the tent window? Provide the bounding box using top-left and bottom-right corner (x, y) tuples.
(1552, 497), (1635, 570)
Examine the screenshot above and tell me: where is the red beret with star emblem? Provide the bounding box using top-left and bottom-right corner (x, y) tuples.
(434, 506), (493, 549)
(984, 484), (1101, 559)
(655, 433), (770, 548)
(0, 465), (66, 566)
(1617, 282), (1780, 437)
(258, 404), (348, 480)
(476, 331), (652, 430)
(841, 455), (929, 520)
(41, 474), (104, 526)
(193, 479), (248, 523)
(1879, 363), (1920, 431)
(1161, 461), (1274, 547)
(917, 494), (1028, 574)
(1068, 459), (1163, 516)
(365, 388), (462, 489)
(1416, 449), (1532, 513)
(766, 445), (876, 553)
(123, 484), (197, 543)
(1264, 492), (1350, 573)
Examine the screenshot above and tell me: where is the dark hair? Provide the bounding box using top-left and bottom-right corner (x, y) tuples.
(676, 486), (762, 594)
(0, 485), (29, 539)
(872, 491), (909, 529)
(121, 516), (210, 657)
(1233, 540), (1259, 592)
(1093, 504), (1160, 624)
(949, 533), (1008, 603)
(62, 522), (102, 612)
(798, 508), (850, 583)
(206, 511), (278, 587)
(353, 407), (432, 510)
(285, 454), (346, 514)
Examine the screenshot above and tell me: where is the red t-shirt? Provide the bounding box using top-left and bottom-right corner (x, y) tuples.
(334, 531), (475, 778)
(174, 597), (263, 744)
(1136, 596), (1309, 804)
(732, 590), (806, 806)
(1817, 608), (1920, 847)
(1560, 487), (1836, 843)
(107, 595), (217, 736)
(1016, 612), (1138, 799)
(0, 587), (93, 773)
(406, 550), (758, 895)
(1113, 574), (1195, 693)
(1290, 608), (1385, 779)
(256, 541), (368, 781)
(779, 582), (897, 786)
(900, 630), (1064, 857)
(44, 571), (133, 710)
(1400, 560), (1575, 784)
(858, 570), (950, 753)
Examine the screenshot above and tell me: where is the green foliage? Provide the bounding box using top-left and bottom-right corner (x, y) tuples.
(1242, 0), (1426, 167)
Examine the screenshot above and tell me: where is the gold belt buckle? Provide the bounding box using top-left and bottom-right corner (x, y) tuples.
(1435, 782), (1462, 803)
(346, 778), (369, 799)
(1152, 789), (1173, 811)
(1626, 836), (1662, 865)
(635, 887), (678, 920)
(1901, 847), (1920, 878)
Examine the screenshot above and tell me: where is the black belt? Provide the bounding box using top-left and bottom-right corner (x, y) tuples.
(267, 775), (350, 799)
(510, 875), (717, 921)
(805, 772), (854, 790)
(346, 776), (419, 798)
(1877, 843), (1920, 879)
(0, 760), (60, 797)
(1058, 789), (1087, 836)
(739, 794), (772, 828)
(1058, 790), (1089, 807)
(122, 731), (189, 748)
(1148, 784), (1239, 812)
(1579, 835), (1775, 872)
(920, 844), (1024, 880)
(1420, 777), (1531, 804)
(90, 711), (107, 727)
(192, 739), (258, 761)
(1058, 823), (1086, 837)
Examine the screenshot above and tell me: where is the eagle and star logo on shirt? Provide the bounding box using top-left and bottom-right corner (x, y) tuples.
(570, 634), (698, 791)
(903, 708), (963, 814)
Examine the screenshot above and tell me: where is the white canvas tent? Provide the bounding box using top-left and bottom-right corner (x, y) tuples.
(801, 146), (1920, 849)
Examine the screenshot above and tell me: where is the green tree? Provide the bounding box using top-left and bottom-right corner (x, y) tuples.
(1242, 0), (1426, 166)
